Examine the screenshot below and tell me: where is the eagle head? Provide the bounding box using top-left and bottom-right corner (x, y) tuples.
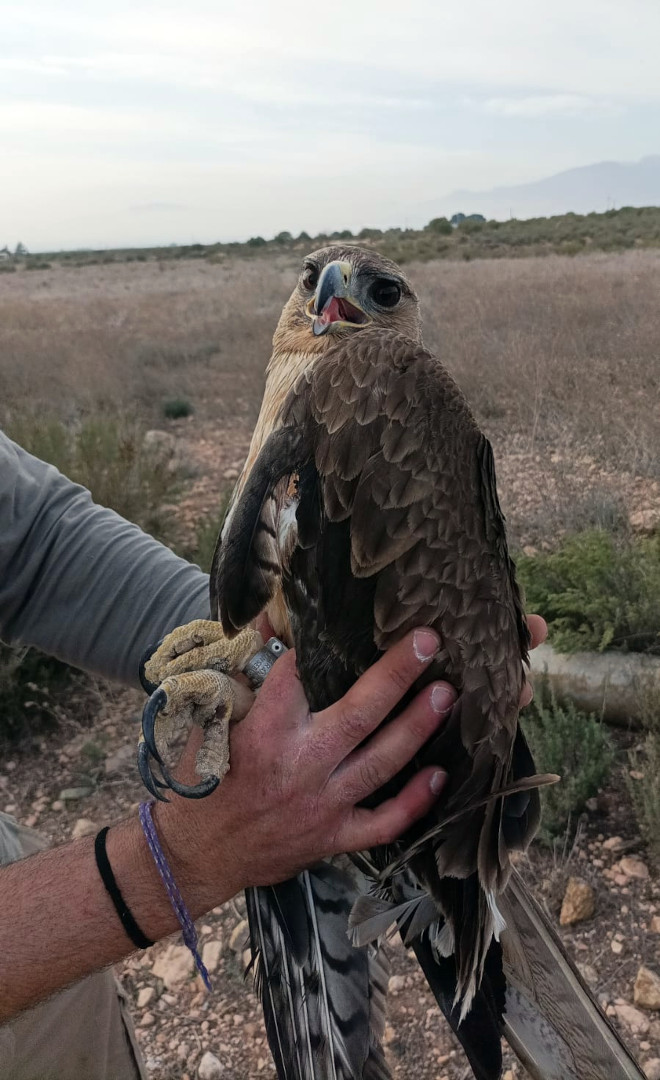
(272, 246), (421, 357)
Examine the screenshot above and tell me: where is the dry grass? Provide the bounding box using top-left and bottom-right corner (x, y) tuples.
(0, 255), (297, 429)
(418, 250), (660, 477)
(2, 248), (659, 482)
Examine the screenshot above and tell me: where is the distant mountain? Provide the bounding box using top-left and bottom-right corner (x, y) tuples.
(432, 156), (660, 222)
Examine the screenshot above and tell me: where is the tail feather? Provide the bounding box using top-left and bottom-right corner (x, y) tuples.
(500, 870), (646, 1080)
(246, 860), (392, 1080)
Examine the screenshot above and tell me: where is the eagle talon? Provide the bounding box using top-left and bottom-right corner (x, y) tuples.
(137, 739), (169, 802)
(141, 686), (169, 763)
(156, 760), (220, 800)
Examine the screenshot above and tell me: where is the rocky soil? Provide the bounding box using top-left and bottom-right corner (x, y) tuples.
(3, 416), (660, 1079)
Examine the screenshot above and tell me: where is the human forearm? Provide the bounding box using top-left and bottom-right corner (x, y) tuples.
(0, 813), (240, 1022)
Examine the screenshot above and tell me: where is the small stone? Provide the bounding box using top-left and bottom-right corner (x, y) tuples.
(140, 1011), (155, 1027)
(152, 944), (195, 989)
(137, 987), (155, 1008)
(585, 797), (598, 812)
(388, 975), (406, 994)
(645, 1059), (660, 1080)
(229, 920), (248, 953)
(104, 744), (136, 774)
(23, 814), (38, 828)
(198, 1051), (224, 1079)
(616, 857), (649, 880)
(144, 429), (177, 457)
(634, 966), (660, 1011)
(383, 1024), (396, 1046)
(615, 1004), (650, 1036)
(560, 877), (596, 926)
(650, 916), (660, 933)
(58, 787), (93, 801)
(603, 836), (625, 851)
(71, 817), (96, 839)
(577, 963), (599, 987)
(51, 800), (64, 811)
(611, 940), (623, 955)
(202, 940), (223, 974)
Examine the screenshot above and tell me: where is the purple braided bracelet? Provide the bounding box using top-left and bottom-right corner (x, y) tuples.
(139, 800), (212, 992)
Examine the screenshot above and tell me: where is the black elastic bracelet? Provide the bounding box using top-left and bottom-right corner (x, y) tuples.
(94, 826), (154, 950)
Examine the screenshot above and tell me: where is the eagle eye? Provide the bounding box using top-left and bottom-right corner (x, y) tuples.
(301, 264), (319, 291)
(370, 278), (402, 309)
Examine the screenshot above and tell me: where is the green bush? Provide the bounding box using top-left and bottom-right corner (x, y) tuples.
(523, 683), (614, 843)
(517, 529), (660, 655)
(627, 733), (660, 868)
(0, 645), (73, 745)
(5, 411), (181, 544)
(426, 217), (453, 235)
(162, 398), (194, 420)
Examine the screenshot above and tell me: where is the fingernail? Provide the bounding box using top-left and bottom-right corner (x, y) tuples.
(430, 684), (454, 716)
(430, 769), (446, 795)
(413, 628), (439, 663)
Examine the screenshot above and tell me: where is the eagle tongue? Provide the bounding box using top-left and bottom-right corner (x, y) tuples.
(317, 295), (343, 326)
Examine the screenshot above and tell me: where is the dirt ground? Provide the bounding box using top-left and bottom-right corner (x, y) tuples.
(3, 413), (660, 1079)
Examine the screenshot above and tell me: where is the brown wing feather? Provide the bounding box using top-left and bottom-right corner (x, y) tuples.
(277, 329), (537, 1012)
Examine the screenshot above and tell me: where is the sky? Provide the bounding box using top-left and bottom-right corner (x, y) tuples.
(3, 0), (659, 251)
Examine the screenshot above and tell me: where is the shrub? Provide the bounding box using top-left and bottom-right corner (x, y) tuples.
(522, 682), (614, 843)
(517, 529), (660, 655)
(426, 217), (452, 235)
(5, 411), (181, 544)
(0, 644), (73, 745)
(627, 734), (660, 867)
(162, 398), (194, 420)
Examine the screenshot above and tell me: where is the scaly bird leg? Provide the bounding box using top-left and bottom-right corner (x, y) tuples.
(138, 622), (261, 801)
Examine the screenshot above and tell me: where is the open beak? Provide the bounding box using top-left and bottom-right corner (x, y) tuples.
(306, 260), (372, 336)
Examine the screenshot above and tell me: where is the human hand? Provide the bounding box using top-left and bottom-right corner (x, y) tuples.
(155, 628), (454, 914)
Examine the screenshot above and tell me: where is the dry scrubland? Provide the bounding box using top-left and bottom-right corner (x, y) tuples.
(2, 249), (660, 1079)
(3, 248), (660, 551)
(2, 248), (659, 472)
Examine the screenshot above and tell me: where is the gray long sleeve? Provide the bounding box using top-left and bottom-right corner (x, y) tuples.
(0, 430), (210, 687)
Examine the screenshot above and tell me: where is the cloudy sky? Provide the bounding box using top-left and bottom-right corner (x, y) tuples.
(3, 0), (659, 251)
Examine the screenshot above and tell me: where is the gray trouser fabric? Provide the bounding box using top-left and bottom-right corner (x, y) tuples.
(0, 813), (147, 1080)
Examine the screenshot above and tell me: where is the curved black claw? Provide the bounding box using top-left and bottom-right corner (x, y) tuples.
(138, 639), (164, 694)
(138, 740), (169, 802)
(139, 684), (220, 800)
(158, 760), (220, 800)
(142, 687), (168, 762)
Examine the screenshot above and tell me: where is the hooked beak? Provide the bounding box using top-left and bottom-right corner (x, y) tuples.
(306, 260), (372, 336)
